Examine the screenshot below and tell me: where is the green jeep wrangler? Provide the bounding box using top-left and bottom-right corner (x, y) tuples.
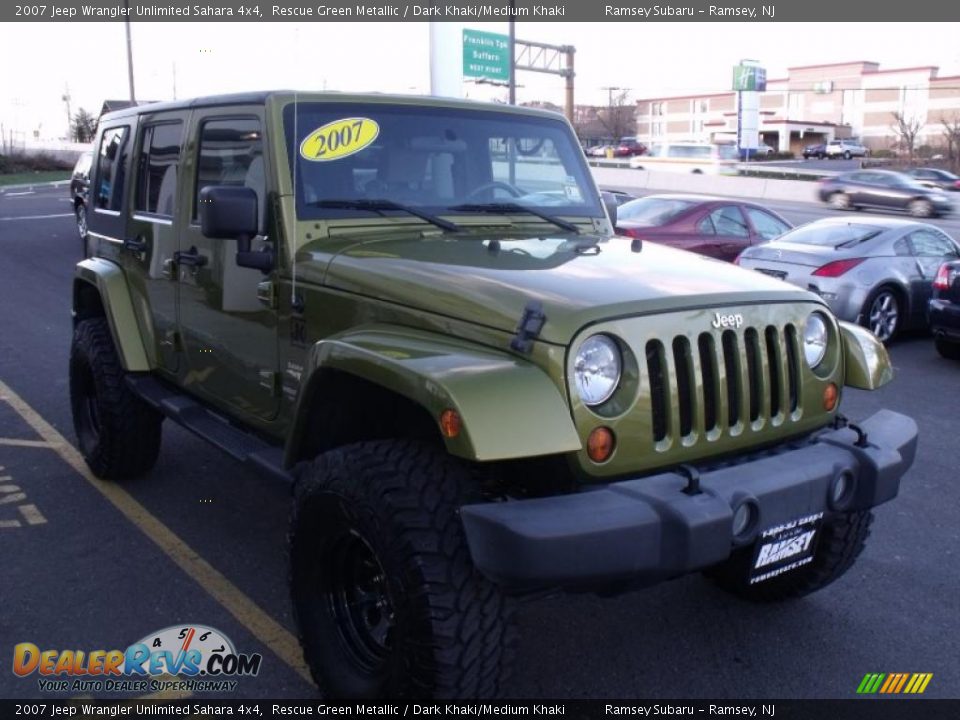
(71, 92), (917, 698)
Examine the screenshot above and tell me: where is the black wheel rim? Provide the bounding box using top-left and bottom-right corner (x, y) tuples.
(324, 530), (395, 671)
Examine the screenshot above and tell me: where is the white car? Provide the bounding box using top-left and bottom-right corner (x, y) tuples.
(825, 139), (868, 159)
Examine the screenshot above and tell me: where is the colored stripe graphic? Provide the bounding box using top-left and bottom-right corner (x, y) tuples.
(858, 673), (932, 694)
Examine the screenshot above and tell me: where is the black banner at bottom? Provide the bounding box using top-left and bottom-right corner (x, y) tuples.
(0, 700), (957, 720)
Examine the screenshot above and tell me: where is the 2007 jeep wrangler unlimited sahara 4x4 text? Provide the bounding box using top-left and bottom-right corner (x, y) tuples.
(71, 92), (917, 698)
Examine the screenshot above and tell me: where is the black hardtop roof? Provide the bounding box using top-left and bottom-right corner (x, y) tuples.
(98, 91), (565, 124)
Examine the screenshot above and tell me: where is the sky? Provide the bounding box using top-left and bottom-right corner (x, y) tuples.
(4, 21), (960, 141)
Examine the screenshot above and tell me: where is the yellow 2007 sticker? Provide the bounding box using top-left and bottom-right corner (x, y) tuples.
(299, 117), (380, 162)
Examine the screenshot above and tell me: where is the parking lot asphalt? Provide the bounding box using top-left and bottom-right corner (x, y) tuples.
(1, 184), (958, 700)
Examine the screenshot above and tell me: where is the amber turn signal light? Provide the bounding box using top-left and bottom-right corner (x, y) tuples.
(823, 383), (839, 412)
(587, 427), (615, 463)
(439, 409), (462, 439)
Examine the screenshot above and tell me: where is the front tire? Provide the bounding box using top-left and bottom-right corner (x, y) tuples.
(289, 440), (515, 699)
(909, 199), (934, 218)
(69, 318), (163, 480)
(705, 511), (873, 602)
(862, 286), (903, 343)
(75, 203), (90, 256)
(830, 192), (852, 210)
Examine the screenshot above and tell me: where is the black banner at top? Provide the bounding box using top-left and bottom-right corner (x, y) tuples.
(4, 0), (960, 22)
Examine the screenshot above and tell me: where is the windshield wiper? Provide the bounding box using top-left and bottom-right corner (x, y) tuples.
(310, 198), (461, 233)
(834, 229), (883, 249)
(450, 202), (581, 234)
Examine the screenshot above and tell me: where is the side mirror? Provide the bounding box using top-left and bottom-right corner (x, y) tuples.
(199, 185), (273, 273)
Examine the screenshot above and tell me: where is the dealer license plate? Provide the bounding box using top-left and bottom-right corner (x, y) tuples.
(749, 512), (823, 585)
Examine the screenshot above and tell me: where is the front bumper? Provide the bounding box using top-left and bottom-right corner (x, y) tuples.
(461, 410), (917, 589)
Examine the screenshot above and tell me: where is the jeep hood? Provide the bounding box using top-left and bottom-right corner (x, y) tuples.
(297, 231), (818, 345)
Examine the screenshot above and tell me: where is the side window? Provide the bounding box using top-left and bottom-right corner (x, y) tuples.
(697, 216), (716, 235)
(893, 238), (911, 256)
(709, 206), (749, 237)
(910, 230), (959, 257)
(745, 208), (790, 240)
(135, 122), (183, 217)
(95, 126), (130, 211)
(195, 118), (264, 231)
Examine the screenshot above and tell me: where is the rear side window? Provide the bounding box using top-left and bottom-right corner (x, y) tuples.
(194, 117), (265, 229)
(95, 127), (130, 211)
(745, 207), (790, 240)
(702, 206), (749, 237)
(909, 230), (959, 257)
(135, 122), (183, 217)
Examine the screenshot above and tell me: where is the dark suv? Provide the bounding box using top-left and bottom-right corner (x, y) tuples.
(70, 150), (93, 252)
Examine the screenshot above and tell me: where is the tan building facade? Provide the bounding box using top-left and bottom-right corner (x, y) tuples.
(636, 61), (960, 154)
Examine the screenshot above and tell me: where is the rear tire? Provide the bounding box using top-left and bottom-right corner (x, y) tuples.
(935, 337), (960, 360)
(69, 318), (163, 480)
(289, 440), (515, 699)
(705, 511), (873, 602)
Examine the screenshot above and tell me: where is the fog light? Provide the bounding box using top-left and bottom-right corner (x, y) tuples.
(823, 383), (838, 411)
(439, 409), (461, 439)
(732, 502), (756, 539)
(830, 471), (855, 508)
(587, 427), (615, 463)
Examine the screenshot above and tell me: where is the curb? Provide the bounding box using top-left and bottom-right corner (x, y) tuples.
(0, 180), (71, 193)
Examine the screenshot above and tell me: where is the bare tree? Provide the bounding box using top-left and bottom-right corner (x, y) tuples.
(71, 108), (97, 143)
(940, 113), (960, 170)
(596, 89), (637, 143)
(890, 111), (924, 165)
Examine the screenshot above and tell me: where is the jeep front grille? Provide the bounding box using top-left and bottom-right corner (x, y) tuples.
(645, 324), (803, 449)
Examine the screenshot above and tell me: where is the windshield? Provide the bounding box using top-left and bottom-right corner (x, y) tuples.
(283, 102), (603, 222)
(778, 222), (883, 247)
(616, 197), (696, 225)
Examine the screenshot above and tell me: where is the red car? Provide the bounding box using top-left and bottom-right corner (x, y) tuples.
(615, 136), (647, 157)
(614, 194), (793, 262)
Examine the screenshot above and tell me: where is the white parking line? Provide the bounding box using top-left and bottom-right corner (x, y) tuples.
(3, 191), (35, 197)
(0, 213), (73, 222)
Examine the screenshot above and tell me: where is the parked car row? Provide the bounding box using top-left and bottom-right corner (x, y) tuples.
(606, 191), (960, 350)
(584, 137), (647, 158)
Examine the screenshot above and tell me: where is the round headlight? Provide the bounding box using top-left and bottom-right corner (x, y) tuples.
(574, 335), (621, 406)
(803, 312), (829, 368)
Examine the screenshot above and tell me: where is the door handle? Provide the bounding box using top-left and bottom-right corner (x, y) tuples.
(174, 246), (208, 268)
(123, 236), (148, 252)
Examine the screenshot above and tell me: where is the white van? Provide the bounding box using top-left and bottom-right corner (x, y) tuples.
(628, 142), (738, 175)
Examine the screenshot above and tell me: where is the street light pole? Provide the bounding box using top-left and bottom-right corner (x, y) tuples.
(124, 0), (136, 103)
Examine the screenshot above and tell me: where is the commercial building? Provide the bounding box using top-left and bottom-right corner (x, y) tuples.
(636, 61), (960, 153)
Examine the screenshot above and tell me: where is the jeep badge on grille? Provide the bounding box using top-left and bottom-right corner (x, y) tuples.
(712, 312), (744, 329)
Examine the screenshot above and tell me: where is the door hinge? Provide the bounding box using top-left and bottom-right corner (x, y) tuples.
(259, 370), (282, 397)
(257, 280), (277, 309)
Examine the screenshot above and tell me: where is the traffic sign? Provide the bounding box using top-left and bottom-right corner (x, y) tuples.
(463, 29), (511, 82)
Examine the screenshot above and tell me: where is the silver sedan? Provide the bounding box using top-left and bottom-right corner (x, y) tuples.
(736, 217), (960, 342)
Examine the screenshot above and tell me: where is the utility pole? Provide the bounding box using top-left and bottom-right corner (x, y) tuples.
(603, 86), (620, 107)
(508, 0), (516, 105)
(62, 84), (72, 141)
(124, 0), (136, 103)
